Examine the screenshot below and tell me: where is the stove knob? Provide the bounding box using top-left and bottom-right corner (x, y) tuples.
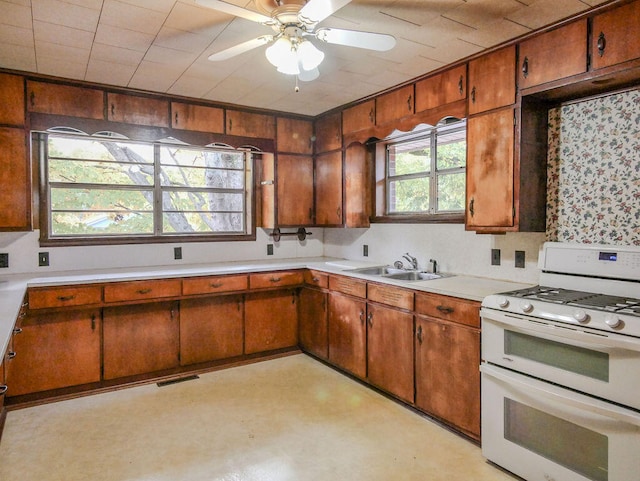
(520, 302), (534, 313)
(604, 315), (621, 329)
(497, 297), (510, 308)
(573, 309), (589, 323)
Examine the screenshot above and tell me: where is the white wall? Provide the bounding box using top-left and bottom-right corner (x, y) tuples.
(324, 223), (545, 284)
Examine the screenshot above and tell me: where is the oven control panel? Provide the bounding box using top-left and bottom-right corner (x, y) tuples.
(541, 242), (640, 280)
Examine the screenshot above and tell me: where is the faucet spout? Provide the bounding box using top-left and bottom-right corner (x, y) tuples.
(402, 253), (418, 270)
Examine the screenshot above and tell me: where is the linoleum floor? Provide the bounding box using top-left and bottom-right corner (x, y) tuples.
(0, 354), (515, 481)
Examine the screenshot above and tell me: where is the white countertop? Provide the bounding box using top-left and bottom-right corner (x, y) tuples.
(0, 257), (533, 359)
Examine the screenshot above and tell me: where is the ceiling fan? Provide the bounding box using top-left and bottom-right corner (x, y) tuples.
(195, 0), (396, 82)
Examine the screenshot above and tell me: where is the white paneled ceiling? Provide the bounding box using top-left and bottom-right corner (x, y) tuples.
(0, 0), (611, 116)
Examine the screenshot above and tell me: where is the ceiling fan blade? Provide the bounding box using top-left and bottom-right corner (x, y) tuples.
(207, 35), (274, 61)
(195, 0), (274, 24)
(315, 27), (396, 51)
(298, 0), (352, 26)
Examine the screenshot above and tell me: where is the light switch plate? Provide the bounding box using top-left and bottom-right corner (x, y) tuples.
(39, 252), (50, 267)
(0, 253), (8, 268)
(491, 249), (500, 266)
(515, 250), (525, 268)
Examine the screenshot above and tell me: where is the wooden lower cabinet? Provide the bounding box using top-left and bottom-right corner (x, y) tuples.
(298, 288), (328, 359)
(7, 309), (101, 396)
(245, 290), (298, 354)
(180, 295), (244, 365)
(415, 316), (480, 439)
(367, 303), (414, 403)
(328, 292), (367, 379)
(103, 302), (180, 380)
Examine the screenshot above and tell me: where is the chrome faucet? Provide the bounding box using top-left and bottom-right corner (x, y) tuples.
(402, 253), (418, 270)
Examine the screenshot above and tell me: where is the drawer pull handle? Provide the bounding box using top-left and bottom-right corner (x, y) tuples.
(470, 86), (476, 103)
(367, 312), (373, 327)
(312, 277), (320, 282)
(137, 288), (152, 294)
(436, 305), (454, 314)
(458, 75), (464, 95)
(57, 295), (75, 301)
(269, 277), (282, 283)
(7, 351), (16, 360)
(13, 327), (23, 334)
(0, 385), (8, 395)
(359, 310), (365, 323)
(210, 282), (223, 288)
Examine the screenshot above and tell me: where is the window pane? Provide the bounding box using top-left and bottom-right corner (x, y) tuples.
(49, 159), (153, 186)
(162, 191), (244, 212)
(48, 137), (154, 164)
(437, 172), (466, 212)
(437, 129), (466, 170)
(161, 147), (244, 169)
(388, 139), (431, 176)
(51, 212), (154, 235)
(51, 187), (153, 211)
(388, 177), (430, 213)
(161, 166), (244, 189)
(163, 212), (244, 233)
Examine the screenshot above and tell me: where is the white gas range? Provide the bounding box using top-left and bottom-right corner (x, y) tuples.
(480, 242), (640, 481)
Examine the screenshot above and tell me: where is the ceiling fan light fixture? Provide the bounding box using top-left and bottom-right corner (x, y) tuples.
(297, 39), (324, 71)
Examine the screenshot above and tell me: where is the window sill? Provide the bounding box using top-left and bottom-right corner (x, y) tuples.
(39, 233), (257, 247)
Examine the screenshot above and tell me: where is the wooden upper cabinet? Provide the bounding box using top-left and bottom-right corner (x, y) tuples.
(591, 0), (640, 70)
(344, 143), (370, 228)
(27, 81), (104, 119)
(415, 64), (466, 113)
(375, 84), (414, 125)
(277, 117), (313, 154)
(466, 108), (515, 230)
(0, 73), (25, 126)
(226, 109), (275, 139)
(342, 100), (375, 135)
(314, 111), (341, 153)
(0, 127), (31, 231)
(107, 93), (169, 127)
(276, 154), (314, 226)
(468, 46), (516, 115)
(519, 20), (587, 89)
(315, 151), (343, 226)
(170, 102), (224, 133)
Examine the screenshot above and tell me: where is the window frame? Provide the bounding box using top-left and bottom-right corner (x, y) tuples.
(37, 130), (258, 246)
(374, 119), (466, 223)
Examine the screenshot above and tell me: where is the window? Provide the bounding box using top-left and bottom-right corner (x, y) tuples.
(40, 131), (254, 244)
(385, 119), (466, 218)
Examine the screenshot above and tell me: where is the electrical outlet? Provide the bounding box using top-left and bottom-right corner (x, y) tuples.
(491, 249), (501, 266)
(39, 252), (50, 267)
(0, 253), (8, 268)
(267, 244), (274, 255)
(363, 244), (369, 257)
(174, 247), (182, 260)
(515, 250), (526, 268)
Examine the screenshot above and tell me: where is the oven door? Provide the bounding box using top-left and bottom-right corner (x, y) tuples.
(481, 308), (640, 410)
(481, 364), (640, 481)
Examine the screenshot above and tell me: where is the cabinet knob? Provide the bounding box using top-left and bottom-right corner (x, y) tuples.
(436, 305), (454, 314)
(7, 351), (16, 360)
(521, 56), (529, 78)
(597, 32), (606, 57)
(0, 385), (7, 395)
(13, 327), (23, 334)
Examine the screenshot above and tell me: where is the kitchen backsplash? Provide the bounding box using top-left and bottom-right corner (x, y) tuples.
(546, 88), (640, 246)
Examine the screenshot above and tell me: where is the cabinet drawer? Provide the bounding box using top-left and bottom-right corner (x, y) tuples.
(367, 283), (414, 310)
(28, 285), (102, 309)
(104, 278), (181, 303)
(329, 275), (366, 298)
(182, 274), (248, 295)
(27, 81), (104, 119)
(249, 271), (303, 289)
(304, 270), (329, 288)
(415, 292), (479, 328)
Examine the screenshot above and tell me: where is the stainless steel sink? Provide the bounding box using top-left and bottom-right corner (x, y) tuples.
(345, 266), (451, 282)
(346, 265), (406, 276)
(384, 271), (445, 281)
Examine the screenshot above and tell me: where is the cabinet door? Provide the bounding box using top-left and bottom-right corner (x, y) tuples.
(103, 302), (179, 380)
(226, 110), (276, 138)
(328, 292), (366, 379)
(0, 73), (25, 126)
(415, 64), (466, 112)
(27, 81), (104, 119)
(466, 108), (515, 229)
(519, 20), (587, 89)
(171, 102), (224, 133)
(468, 46), (516, 114)
(298, 288), (328, 359)
(367, 303), (414, 403)
(245, 290), (298, 354)
(342, 100), (375, 135)
(180, 295), (243, 365)
(277, 117), (313, 154)
(591, 0), (640, 70)
(7, 309), (101, 397)
(107, 93), (169, 127)
(0, 127), (30, 231)
(344, 143), (370, 228)
(277, 154), (314, 226)
(375, 85), (414, 125)
(415, 316), (480, 439)
(314, 111), (341, 153)
(315, 151), (343, 226)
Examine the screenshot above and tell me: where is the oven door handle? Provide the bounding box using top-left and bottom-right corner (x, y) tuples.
(484, 312), (640, 353)
(481, 364), (640, 426)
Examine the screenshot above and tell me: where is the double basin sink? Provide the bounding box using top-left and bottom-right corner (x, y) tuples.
(346, 265), (451, 282)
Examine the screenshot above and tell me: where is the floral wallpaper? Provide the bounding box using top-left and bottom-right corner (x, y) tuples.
(546, 88), (640, 246)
